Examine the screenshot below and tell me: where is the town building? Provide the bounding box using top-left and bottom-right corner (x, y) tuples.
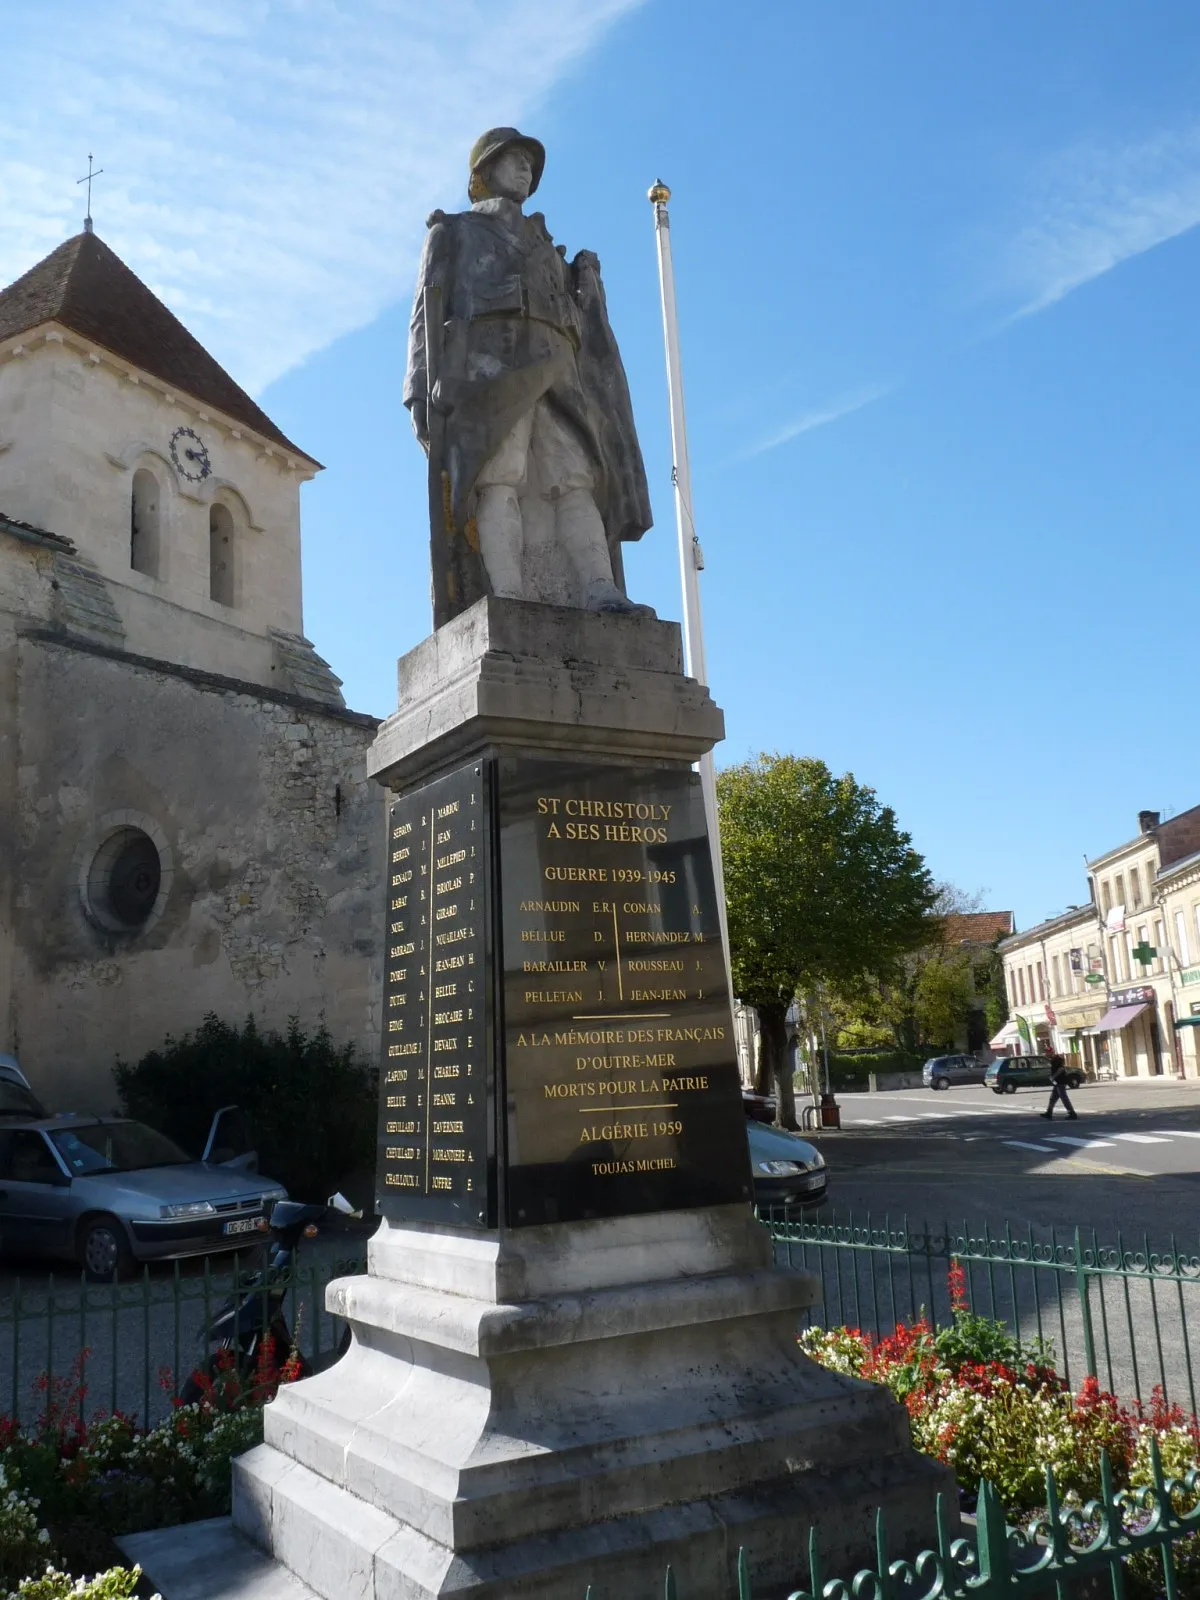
(0, 228), (384, 1110)
(997, 807), (1200, 1079)
(941, 909), (1015, 1052)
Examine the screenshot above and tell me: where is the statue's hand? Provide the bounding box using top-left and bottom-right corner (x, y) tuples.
(409, 399), (430, 453)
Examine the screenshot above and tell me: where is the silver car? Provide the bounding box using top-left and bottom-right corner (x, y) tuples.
(0, 1104), (287, 1281)
(922, 1053), (988, 1089)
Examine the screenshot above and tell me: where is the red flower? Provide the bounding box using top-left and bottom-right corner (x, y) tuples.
(948, 1261), (969, 1314)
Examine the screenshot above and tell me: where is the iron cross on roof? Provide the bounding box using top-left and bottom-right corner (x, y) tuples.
(76, 154), (104, 234)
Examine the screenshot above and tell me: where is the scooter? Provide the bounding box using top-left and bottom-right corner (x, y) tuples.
(180, 1192), (360, 1404)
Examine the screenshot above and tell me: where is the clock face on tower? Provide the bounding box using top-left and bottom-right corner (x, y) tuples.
(169, 426), (212, 483)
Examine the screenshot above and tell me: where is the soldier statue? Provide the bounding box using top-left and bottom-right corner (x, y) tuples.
(405, 127), (653, 626)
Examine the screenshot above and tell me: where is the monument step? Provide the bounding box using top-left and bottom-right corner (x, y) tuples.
(259, 1356), (912, 1550)
(230, 1441), (949, 1599)
(118, 1516), (319, 1600)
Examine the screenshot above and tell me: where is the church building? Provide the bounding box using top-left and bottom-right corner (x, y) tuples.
(0, 227), (383, 1111)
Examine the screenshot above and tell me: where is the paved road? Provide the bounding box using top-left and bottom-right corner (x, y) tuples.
(815, 1078), (1200, 1219)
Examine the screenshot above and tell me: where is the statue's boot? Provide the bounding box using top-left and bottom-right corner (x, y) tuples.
(557, 488), (654, 614)
(476, 485), (525, 599)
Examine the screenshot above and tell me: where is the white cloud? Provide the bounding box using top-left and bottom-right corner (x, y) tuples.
(742, 382), (891, 459)
(0, 0), (642, 393)
(1002, 126), (1200, 319)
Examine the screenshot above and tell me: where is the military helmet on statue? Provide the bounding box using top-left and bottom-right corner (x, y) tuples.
(468, 127), (546, 201)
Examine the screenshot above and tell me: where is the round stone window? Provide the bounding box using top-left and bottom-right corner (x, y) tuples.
(87, 827), (164, 932)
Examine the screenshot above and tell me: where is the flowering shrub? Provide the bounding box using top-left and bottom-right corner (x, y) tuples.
(0, 1462), (54, 1591)
(13, 1568), (156, 1599)
(801, 1262), (1199, 1518)
(0, 1337), (301, 1594)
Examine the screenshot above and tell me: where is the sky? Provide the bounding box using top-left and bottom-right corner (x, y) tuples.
(3, 0), (1199, 932)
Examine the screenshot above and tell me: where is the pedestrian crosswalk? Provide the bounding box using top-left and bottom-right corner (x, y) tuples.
(841, 1100), (1200, 1163)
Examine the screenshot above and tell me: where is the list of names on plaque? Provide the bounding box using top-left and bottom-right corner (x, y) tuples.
(376, 762), (494, 1226)
(498, 759), (752, 1225)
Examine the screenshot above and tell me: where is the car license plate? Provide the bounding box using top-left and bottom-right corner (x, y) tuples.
(223, 1216), (259, 1236)
(796, 1173), (824, 1191)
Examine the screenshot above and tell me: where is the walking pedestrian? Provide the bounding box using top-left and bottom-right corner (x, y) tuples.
(1039, 1054), (1078, 1120)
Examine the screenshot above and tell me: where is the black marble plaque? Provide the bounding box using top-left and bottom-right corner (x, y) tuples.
(375, 762), (496, 1226)
(497, 759), (753, 1225)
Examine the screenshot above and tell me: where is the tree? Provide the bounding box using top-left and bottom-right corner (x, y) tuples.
(833, 884), (991, 1053)
(717, 754), (936, 1126)
(115, 1014), (376, 1202)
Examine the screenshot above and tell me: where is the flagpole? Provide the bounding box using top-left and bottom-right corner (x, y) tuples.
(648, 180), (737, 1038)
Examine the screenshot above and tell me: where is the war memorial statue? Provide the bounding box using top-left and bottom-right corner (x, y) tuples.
(126, 128), (950, 1600)
(405, 126), (652, 623)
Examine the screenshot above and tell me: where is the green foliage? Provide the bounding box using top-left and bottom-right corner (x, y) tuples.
(0, 1463), (53, 1592)
(801, 1267), (1200, 1526)
(114, 1014), (376, 1201)
(0, 1343), (295, 1592)
(717, 754), (937, 1007)
(13, 1566), (150, 1599)
(825, 1048), (926, 1089)
(932, 1308), (1039, 1373)
(911, 950), (975, 1049)
(979, 947), (1010, 1037)
(718, 754), (935, 1123)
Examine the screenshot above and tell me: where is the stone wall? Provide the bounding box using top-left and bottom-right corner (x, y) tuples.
(6, 628), (384, 1113)
(0, 334), (312, 689)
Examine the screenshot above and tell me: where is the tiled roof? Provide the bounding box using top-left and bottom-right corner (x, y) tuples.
(0, 509), (74, 552)
(943, 910), (1016, 946)
(0, 232), (315, 463)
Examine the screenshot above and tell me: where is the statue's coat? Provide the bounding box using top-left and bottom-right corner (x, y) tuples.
(404, 199), (652, 622)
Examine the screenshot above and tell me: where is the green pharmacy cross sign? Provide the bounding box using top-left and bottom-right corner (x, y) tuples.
(1131, 941), (1157, 966)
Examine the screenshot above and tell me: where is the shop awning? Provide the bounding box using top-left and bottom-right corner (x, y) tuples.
(1174, 1016), (1200, 1029)
(989, 1020), (1021, 1048)
(1094, 1002), (1150, 1032)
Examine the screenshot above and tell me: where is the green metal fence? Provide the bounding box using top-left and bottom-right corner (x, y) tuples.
(4, 1211), (1199, 1427)
(768, 1209), (1200, 1412)
(0, 1249), (365, 1426)
(608, 1451), (1199, 1599)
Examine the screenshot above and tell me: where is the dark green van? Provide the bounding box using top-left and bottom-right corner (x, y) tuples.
(985, 1056), (1085, 1095)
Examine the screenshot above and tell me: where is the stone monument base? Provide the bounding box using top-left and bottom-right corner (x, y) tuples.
(214, 1206), (949, 1600)
(121, 603), (952, 1599)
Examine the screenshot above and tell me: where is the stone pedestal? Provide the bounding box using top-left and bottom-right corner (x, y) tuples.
(132, 600), (951, 1600)
(232, 1207), (947, 1599)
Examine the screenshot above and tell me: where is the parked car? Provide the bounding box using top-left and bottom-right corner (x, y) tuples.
(0, 1107), (287, 1281)
(746, 1119), (827, 1211)
(985, 1056), (1084, 1095)
(741, 1087), (778, 1124)
(0, 1056), (47, 1119)
(922, 1054), (988, 1089)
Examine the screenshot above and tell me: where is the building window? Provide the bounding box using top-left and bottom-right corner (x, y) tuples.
(1115, 875), (1125, 911)
(1130, 867), (1142, 908)
(1101, 880), (1112, 913)
(1109, 935), (1122, 982)
(1036, 962), (1045, 1000)
(1176, 911), (1191, 969)
(209, 503), (235, 606)
(1153, 919), (1165, 973)
(1051, 955), (1061, 996)
(86, 827), (163, 933)
(1018, 969), (1027, 1005)
(130, 469), (160, 576)
(1135, 926), (1150, 970)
